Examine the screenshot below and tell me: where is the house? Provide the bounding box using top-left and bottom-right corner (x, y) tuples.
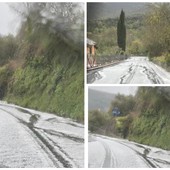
(87, 38), (97, 68)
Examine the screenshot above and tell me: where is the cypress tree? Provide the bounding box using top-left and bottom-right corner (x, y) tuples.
(117, 10), (126, 52)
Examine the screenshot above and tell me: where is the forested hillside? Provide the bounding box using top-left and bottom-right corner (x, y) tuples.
(0, 3), (84, 121)
(87, 13), (146, 57)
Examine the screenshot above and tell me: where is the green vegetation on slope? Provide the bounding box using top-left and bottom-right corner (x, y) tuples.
(89, 110), (116, 137)
(129, 87), (170, 150)
(140, 3), (170, 69)
(6, 58), (83, 121)
(0, 35), (17, 66)
(0, 65), (13, 99)
(143, 4), (170, 58)
(0, 3), (84, 122)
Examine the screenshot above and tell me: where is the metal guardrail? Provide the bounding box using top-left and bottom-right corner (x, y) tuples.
(87, 61), (122, 72)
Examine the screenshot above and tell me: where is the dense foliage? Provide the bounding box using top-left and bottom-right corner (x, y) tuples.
(144, 4), (170, 57)
(141, 3), (170, 69)
(0, 35), (18, 66)
(89, 110), (115, 136)
(0, 3), (84, 121)
(129, 87), (170, 150)
(89, 93), (135, 138)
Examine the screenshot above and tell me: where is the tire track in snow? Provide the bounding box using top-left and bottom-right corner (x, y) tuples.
(119, 63), (138, 84)
(141, 61), (164, 84)
(98, 139), (117, 168)
(0, 108), (74, 168)
(118, 141), (158, 168)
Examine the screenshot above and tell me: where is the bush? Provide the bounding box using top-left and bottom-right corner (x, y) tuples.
(109, 94), (135, 116)
(89, 110), (115, 136)
(115, 115), (133, 138)
(129, 87), (170, 150)
(0, 65), (13, 98)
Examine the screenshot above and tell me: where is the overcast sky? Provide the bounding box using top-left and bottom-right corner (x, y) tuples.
(89, 86), (138, 96)
(0, 2), (84, 36)
(0, 3), (21, 36)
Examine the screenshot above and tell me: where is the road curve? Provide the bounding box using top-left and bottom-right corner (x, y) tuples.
(88, 135), (170, 168)
(0, 102), (84, 168)
(87, 57), (170, 84)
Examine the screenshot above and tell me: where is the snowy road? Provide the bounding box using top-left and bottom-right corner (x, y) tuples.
(87, 57), (170, 84)
(89, 135), (170, 168)
(0, 102), (84, 168)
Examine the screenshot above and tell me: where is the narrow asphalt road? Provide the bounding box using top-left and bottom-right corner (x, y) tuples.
(89, 135), (170, 168)
(0, 102), (84, 168)
(87, 57), (170, 84)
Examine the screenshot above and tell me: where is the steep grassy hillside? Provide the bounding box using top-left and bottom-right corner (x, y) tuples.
(6, 58), (83, 121)
(129, 87), (170, 150)
(0, 3), (84, 122)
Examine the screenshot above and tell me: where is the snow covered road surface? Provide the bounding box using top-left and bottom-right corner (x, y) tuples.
(87, 57), (170, 84)
(0, 102), (84, 168)
(89, 135), (170, 168)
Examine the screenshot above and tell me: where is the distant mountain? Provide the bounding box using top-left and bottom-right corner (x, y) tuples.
(88, 88), (115, 112)
(87, 3), (148, 20)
